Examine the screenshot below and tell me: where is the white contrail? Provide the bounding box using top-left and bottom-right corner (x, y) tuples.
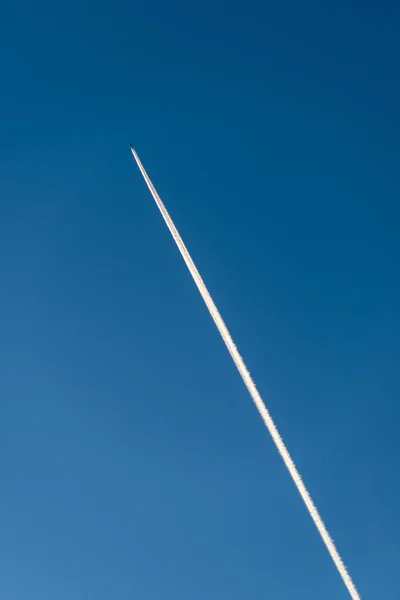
(130, 145), (360, 600)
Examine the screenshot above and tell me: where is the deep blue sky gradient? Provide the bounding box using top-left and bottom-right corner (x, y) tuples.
(1, 1), (400, 598)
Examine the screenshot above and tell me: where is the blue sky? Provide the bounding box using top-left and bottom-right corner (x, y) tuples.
(1, 1), (399, 598)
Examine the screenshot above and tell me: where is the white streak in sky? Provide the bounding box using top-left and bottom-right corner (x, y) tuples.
(130, 146), (360, 600)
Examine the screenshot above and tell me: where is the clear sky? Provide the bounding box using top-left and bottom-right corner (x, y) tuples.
(1, 1), (399, 598)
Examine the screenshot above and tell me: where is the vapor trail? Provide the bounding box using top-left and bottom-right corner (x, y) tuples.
(130, 145), (360, 600)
